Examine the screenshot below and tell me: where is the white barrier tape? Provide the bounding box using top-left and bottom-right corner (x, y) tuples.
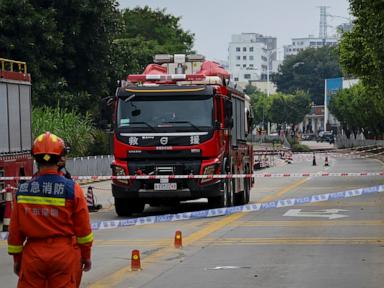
(0, 171), (383, 181)
(1, 184), (383, 240)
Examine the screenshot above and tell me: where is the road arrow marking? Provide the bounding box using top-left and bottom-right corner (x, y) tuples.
(283, 209), (349, 219)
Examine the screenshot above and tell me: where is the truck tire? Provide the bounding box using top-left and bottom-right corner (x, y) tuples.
(114, 198), (145, 216)
(235, 165), (251, 205)
(208, 179), (232, 209)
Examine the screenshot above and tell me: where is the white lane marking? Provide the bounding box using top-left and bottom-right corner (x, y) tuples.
(283, 209), (349, 219)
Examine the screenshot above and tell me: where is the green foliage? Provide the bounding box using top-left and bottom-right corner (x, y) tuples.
(248, 85), (311, 129)
(268, 92), (311, 126)
(329, 82), (384, 137)
(273, 46), (342, 104)
(339, 0), (384, 90)
(0, 0), (120, 115)
(249, 89), (270, 129)
(87, 130), (112, 156)
(0, 0), (63, 102)
(111, 7), (194, 82)
(1, 2), (194, 133)
(32, 106), (96, 156)
(291, 143), (311, 152)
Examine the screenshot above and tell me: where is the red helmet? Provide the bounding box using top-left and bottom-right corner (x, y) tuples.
(32, 132), (66, 163)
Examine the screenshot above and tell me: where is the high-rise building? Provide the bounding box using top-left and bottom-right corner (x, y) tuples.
(228, 33), (278, 84)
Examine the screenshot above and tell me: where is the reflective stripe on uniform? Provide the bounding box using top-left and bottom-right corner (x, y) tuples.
(8, 244), (23, 254)
(77, 232), (94, 244)
(17, 195), (66, 206)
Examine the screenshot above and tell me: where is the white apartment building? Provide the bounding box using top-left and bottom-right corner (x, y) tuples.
(228, 33), (278, 84)
(283, 36), (338, 58)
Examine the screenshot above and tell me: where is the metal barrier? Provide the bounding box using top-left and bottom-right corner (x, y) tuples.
(65, 155), (114, 176)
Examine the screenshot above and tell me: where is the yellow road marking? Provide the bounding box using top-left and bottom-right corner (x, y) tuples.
(87, 178), (309, 287)
(198, 237), (384, 245)
(259, 177), (309, 202)
(230, 220), (384, 227)
(88, 213), (245, 288)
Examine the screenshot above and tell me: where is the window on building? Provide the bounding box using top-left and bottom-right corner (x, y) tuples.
(317, 41), (322, 45)
(243, 56), (247, 60)
(236, 56), (240, 60)
(243, 64), (246, 67)
(249, 47), (254, 52)
(249, 64), (254, 67)
(249, 55), (254, 60)
(293, 42), (296, 46)
(243, 47), (247, 52)
(236, 47), (240, 52)
(234, 77), (239, 81)
(236, 64), (240, 67)
(244, 74), (251, 79)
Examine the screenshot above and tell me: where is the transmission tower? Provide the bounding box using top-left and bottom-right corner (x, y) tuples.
(318, 6), (330, 41)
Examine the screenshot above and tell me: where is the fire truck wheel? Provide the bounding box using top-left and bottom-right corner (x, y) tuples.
(244, 178), (250, 204)
(115, 198), (145, 216)
(208, 179), (232, 208)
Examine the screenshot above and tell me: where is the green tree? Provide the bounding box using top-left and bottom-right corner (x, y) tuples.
(329, 82), (384, 138)
(273, 46), (342, 104)
(111, 6), (194, 82)
(0, 0), (120, 118)
(339, 0), (384, 90)
(249, 90), (270, 129)
(0, 0), (63, 103)
(269, 92), (311, 127)
(286, 91), (312, 125)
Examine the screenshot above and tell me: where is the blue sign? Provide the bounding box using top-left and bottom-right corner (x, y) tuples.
(325, 77), (343, 105)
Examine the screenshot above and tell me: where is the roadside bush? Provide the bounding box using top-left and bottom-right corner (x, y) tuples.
(291, 143), (311, 152)
(87, 129), (113, 155)
(32, 106), (95, 156)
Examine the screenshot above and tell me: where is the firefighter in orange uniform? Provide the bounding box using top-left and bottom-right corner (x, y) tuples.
(8, 132), (93, 288)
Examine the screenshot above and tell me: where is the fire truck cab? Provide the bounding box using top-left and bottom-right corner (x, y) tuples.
(111, 54), (254, 216)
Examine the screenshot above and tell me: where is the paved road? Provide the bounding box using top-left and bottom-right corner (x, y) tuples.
(0, 154), (383, 287)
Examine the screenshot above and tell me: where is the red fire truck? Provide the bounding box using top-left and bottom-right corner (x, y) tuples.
(111, 54), (254, 216)
(0, 58), (33, 215)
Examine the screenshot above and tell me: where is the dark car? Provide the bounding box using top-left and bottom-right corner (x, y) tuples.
(317, 131), (335, 144)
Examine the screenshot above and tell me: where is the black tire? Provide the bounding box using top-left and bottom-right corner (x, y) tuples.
(244, 178), (250, 204)
(114, 198), (145, 216)
(208, 179), (232, 209)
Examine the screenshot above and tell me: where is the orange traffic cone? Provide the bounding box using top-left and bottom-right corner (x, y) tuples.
(324, 155), (329, 166)
(131, 250), (142, 271)
(174, 230), (182, 248)
(2, 185), (13, 232)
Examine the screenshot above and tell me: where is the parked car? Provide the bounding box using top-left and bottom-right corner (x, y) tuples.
(317, 131), (335, 144)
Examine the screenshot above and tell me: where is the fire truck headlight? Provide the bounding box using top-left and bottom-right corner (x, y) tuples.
(201, 164), (217, 184)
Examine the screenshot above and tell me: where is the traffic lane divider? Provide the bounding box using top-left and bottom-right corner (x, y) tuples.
(2, 184), (383, 240)
(0, 171), (383, 181)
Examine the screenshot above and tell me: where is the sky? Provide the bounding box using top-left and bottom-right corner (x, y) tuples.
(118, 0), (351, 61)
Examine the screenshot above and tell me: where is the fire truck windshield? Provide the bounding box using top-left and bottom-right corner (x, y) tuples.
(117, 95), (213, 131)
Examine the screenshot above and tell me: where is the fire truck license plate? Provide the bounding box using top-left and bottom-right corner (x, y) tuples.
(154, 183), (177, 190)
